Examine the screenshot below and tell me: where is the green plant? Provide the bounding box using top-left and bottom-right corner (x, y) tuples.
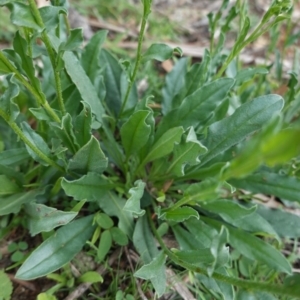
(0, 0), (300, 298)
(7, 241), (28, 262)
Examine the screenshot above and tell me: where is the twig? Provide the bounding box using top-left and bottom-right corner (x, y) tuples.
(124, 247), (148, 300)
(64, 249), (121, 300)
(8, 274), (36, 291)
(88, 19), (138, 38)
(165, 268), (196, 300)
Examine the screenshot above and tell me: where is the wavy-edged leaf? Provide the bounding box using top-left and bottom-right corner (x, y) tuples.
(16, 215), (95, 280)
(68, 136), (108, 175)
(166, 127), (207, 176)
(142, 43), (174, 63)
(120, 110), (152, 158)
(24, 203), (77, 236)
(61, 172), (114, 202)
(124, 180), (146, 217)
(73, 102), (92, 148)
(21, 122), (52, 166)
(52, 113), (78, 154)
(200, 95), (284, 166)
(159, 206), (199, 222)
(0, 76), (20, 121)
(0, 189), (44, 216)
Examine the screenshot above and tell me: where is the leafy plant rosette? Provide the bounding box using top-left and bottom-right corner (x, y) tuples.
(0, 0), (300, 298)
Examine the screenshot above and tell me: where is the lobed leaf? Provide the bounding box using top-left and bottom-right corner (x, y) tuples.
(123, 180), (146, 217)
(61, 172), (114, 202)
(68, 136), (108, 175)
(24, 202), (77, 236)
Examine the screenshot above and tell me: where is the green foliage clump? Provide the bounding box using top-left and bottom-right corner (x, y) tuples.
(0, 0), (300, 298)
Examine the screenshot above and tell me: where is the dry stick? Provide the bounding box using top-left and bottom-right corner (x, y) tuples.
(64, 249), (121, 300)
(8, 274), (36, 291)
(124, 247), (148, 300)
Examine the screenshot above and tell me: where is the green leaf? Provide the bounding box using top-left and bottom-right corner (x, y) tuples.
(235, 67), (268, 86)
(40, 5), (66, 31)
(121, 110), (152, 158)
(62, 173), (114, 202)
(78, 271), (103, 284)
(73, 102), (92, 148)
(63, 52), (104, 125)
(173, 248), (215, 266)
(201, 199), (256, 221)
(261, 128), (300, 166)
(0, 270), (13, 300)
(110, 227), (128, 246)
(97, 191), (134, 237)
(21, 122), (52, 166)
(143, 127), (184, 164)
(16, 215), (95, 280)
(201, 200), (278, 239)
(0, 189), (44, 215)
(196, 268), (235, 300)
(200, 94), (284, 166)
(0, 76), (20, 121)
(237, 290), (276, 300)
(203, 217), (292, 274)
(59, 28), (83, 51)
(162, 57), (188, 114)
(24, 203), (77, 236)
(157, 78), (234, 137)
(81, 30), (108, 83)
(124, 180), (146, 217)
(142, 43), (174, 63)
(37, 293), (57, 300)
(172, 178), (220, 208)
(133, 215), (159, 263)
(158, 206), (199, 222)
(0, 174), (21, 195)
(134, 251), (166, 297)
(100, 49), (122, 116)
(0, 1), (41, 30)
(230, 172), (300, 203)
(52, 113), (79, 154)
(257, 205), (300, 238)
(95, 213), (114, 229)
(97, 230), (112, 262)
(166, 127), (207, 176)
(68, 136), (108, 175)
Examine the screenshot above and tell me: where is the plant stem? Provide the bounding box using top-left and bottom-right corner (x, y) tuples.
(0, 51), (61, 123)
(0, 110), (64, 172)
(118, 2), (150, 117)
(147, 210), (300, 298)
(28, 0), (66, 115)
